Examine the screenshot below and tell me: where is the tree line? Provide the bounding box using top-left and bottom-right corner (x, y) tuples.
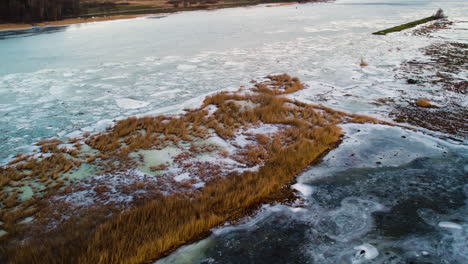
(0, 0), (81, 23)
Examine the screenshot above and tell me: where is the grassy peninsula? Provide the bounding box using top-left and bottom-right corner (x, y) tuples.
(0, 75), (391, 264)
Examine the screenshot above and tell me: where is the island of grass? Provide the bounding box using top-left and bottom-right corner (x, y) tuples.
(0, 75), (394, 264)
(373, 9), (446, 35)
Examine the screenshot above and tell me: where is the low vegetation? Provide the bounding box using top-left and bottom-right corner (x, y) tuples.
(360, 59), (368, 67)
(373, 10), (445, 35)
(415, 98), (437, 108)
(394, 25), (467, 138)
(0, 75), (391, 264)
(0, 0), (81, 23)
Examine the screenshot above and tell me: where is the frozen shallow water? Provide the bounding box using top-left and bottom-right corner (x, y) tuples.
(1, 0), (467, 161)
(156, 125), (468, 264)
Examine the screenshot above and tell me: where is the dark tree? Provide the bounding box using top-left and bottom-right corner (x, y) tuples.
(0, 0), (81, 23)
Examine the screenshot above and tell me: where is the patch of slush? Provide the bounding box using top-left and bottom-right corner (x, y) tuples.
(19, 185), (34, 201)
(132, 147), (182, 174)
(65, 163), (95, 181)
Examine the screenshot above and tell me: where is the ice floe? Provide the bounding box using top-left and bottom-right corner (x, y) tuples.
(438, 221), (463, 230)
(115, 98), (150, 109)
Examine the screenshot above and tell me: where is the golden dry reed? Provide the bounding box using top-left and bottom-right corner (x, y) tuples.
(415, 98), (437, 108)
(0, 75), (389, 264)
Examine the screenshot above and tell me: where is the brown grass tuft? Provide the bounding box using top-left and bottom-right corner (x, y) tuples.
(415, 98), (437, 108)
(150, 164), (169, 171)
(360, 59), (369, 67)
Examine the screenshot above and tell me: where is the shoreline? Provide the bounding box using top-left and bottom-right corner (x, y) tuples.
(0, 1), (300, 32)
(151, 136), (342, 263)
(0, 14), (154, 32)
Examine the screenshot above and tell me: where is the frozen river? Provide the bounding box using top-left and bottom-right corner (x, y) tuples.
(0, 0), (467, 263)
(1, 0), (466, 161)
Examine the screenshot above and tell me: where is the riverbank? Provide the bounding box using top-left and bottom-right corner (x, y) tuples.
(0, 0), (302, 31)
(0, 14), (148, 31)
(383, 19), (468, 140)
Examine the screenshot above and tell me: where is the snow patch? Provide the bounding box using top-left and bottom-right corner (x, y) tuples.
(193, 182), (206, 188)
(292, 183), (313, 196)
(174, 172), (191, 182)
(204, 105), (218, 116)
(115, 98), (150, 109)
(246, 124), (281, 134)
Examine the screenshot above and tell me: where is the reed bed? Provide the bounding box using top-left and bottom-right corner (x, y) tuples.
(1, 75), (390, 264)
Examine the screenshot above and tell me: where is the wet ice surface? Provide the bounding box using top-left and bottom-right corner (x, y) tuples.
(1, 0), (467, 161)
(299, 123), (459, 180)
(157, 125), (468, 264)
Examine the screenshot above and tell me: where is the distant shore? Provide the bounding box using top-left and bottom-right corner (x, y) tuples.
(0, 14), (148, 31)
(0, 1), (299, 31)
